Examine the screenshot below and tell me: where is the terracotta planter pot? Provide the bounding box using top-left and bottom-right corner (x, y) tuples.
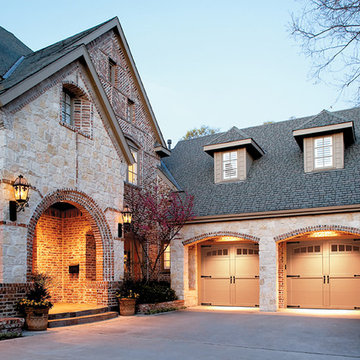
(24, 307), (49, 331)
(119, 298), (136, 316)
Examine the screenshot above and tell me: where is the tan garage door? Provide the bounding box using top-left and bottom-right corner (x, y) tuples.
(200, 244), (259, 306)
(287, 240), (360, 309)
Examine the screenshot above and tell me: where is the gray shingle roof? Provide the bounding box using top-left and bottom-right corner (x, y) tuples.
(0, 26), (32, 77)
(0, 18), (113, 94)
(163, 108), (360, 217)
(294, 109), (352, 130)
(159, 161), (182, 191)
(205, 126), (249, 146)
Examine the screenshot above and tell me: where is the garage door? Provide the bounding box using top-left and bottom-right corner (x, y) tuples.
(200, 243), (259, 306)
(287, 240), (360, 309)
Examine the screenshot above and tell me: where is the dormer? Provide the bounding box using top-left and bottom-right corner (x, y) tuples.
(203, 127), (264, 183)
(293, 110), (355, 173)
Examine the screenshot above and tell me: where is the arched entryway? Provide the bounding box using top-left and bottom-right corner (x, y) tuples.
(276, 226), (360, 310)
(27, 190), (114, 306)
(185, 232), (260, 307)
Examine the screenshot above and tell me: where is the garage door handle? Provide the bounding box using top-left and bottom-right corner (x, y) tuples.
(286, 275), (300, 278)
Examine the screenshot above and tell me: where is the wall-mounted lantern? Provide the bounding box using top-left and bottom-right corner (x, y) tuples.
(118, 205), (132, 238)
(9, 175), (30, 221)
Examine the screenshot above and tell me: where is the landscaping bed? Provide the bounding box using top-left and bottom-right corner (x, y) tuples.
(137, 300), (185, 314)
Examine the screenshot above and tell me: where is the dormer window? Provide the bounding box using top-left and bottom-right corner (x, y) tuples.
(314, 136), (333, 169)
(292, 110), (355, 173)
(223, 151), (238, 179)
(203, 126), (264, 184)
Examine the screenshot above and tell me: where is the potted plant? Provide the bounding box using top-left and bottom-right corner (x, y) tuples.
(116, 288), (139, 316)
(17, 273), (53, 331)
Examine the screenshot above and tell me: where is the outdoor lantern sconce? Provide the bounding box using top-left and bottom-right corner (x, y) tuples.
(118, 205), (132, 238)
(9, 175), (30, 221)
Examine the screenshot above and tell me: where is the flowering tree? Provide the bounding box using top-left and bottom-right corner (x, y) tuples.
(125, 184), (194, 282)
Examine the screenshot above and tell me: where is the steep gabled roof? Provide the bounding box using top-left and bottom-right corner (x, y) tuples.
(0, 17), (167, 149)
(0, 43), (134, 164)
(163, 107), (360, 218)
(0, 26), (32, 77)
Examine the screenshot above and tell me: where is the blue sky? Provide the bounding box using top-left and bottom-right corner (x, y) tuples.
(2, 1), (354, 144)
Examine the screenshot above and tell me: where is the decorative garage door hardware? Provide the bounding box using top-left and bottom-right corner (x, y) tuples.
(287, 240), (360, 309)
(200, 244), (259, 307)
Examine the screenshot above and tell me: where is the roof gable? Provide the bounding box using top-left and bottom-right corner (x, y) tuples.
(0, 44), (133, 164)
(293, 110), (355, 149)
(203, 126), (264, 159)
(0, 17), (166, 148)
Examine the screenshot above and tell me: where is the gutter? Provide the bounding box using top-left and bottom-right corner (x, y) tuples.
(187, 204), (360, 224)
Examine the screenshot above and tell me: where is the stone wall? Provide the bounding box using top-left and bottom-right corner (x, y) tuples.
(0, 62), (127, 287)
(174, 211), (360, 311)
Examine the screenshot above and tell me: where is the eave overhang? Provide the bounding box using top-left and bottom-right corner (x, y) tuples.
(154, 145), (171, 157)
(203, 138), (265, 159)
(293, 121), (355, 150)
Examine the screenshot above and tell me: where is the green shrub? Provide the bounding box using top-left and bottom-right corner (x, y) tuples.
(118, 280), (177, 304)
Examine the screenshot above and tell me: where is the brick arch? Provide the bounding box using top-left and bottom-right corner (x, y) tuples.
(62, 81), (89, 99)
(274, 224), (360, 243)
(183, 231), (260, 246)
(27, 189), (113, 281)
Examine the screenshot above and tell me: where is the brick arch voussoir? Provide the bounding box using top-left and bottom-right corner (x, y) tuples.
(274, 224), (360, 243)
(26, 189), (113, 281)
(183, 231), (260, 246)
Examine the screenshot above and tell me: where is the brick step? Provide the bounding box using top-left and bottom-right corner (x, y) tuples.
(48, 311), (118, 328)
(48, 307), (109, 320)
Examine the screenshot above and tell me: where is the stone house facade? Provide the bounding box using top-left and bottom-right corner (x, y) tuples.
(0, 18), (170, 316)
(1, 17), (359, 317)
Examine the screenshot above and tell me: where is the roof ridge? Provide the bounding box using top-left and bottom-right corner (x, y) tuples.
(29, 18), (115, 56)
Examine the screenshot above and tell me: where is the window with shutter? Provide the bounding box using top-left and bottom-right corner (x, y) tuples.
(222, 151), (237, 180)
(314, 136), (333, 169)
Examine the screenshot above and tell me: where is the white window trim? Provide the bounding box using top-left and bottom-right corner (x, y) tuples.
(314, 135), (333, 169)
(222, 151), (238, 180)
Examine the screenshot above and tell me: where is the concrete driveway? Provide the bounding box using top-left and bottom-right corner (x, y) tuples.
(1, 309), (359, 359)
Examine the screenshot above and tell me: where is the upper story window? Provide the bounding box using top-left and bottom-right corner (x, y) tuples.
(128, 149), (138, 185)
(61, 90), (73, 125)
(302, 133), (344, 173)
(314, 136), (333, 169)
(222, 151), (238, 180)
(163, 244), (171, 271)
(60, 84), (93, 137)
(127, 100), (134, 122)
(108, 58), (116, 85)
